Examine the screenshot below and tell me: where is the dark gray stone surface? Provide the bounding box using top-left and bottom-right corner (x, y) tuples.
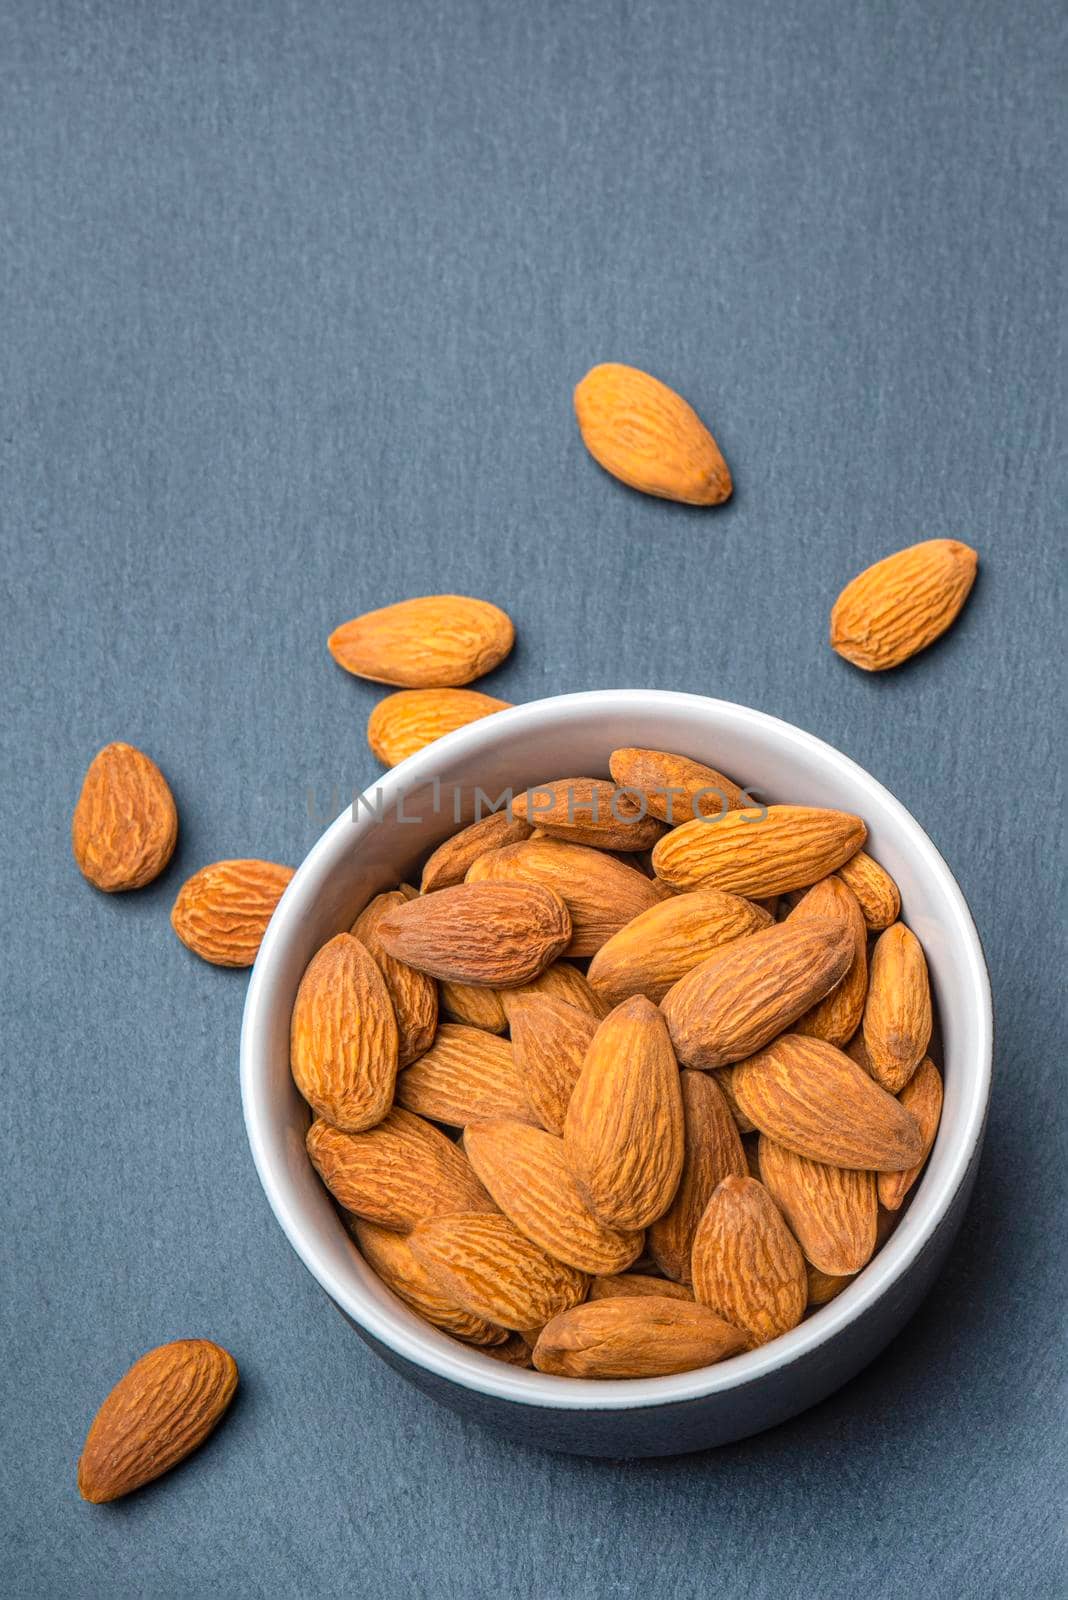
(1, 1), (1063, 1594)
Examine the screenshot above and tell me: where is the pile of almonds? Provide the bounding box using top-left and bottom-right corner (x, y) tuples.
(295, 746), (943, 1380)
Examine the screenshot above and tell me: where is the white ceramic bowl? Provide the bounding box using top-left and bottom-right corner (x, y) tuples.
(240, 690), (992, 1457)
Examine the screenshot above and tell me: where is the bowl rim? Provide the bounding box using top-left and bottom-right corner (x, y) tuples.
(240, 689), (993, 1411)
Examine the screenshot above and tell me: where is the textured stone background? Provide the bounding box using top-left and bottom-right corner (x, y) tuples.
(1, 2), (1063, 1595)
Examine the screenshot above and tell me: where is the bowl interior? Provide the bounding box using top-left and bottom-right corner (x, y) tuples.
(241, 690), (991, 1409)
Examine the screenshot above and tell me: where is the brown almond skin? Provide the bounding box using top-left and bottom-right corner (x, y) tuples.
(328, 595), (514, 687)
(757, 1136), (878, 1276)
(367, 689), (511, 767)
(574, 364), (732, 505)
(830, 539), (978, 671)
(421, 812), (533, 892)
(375, 881), (571, 987)
(660, 916), (854, 1069)
(789, 877), (869, 1048)
(837, 849), (901, 930)
(465, 1118), (644, 1275)
(467, 836), (661, 957)
(409, 1212), (588, 1331)
(306, 1110), (495, 1229)
(563, 995), (685, 1230)
(512, 778), (667, 851)
(171, 859), (294, 967)
(350, 1219), (505, 1345)
(290, 932), (398, 1131)
(588, 1273), (694, 1303)
(351, 891), (438, 1066)
(648, 1072), (748, 1282)
(477, 1332), (536, 1366)
(498, 960), (611, 1022)
(652, 805), (867, 898)
(439, 980), (509, 1033)
(691, 1177), (807, 1347)
(395, 1024), (537, 1127)
(78, 1340), (237, 1504)
(609, 747), (748, 820)
(716, 1067), (756, 1133)
(588, 889), (772, 1006)
(732, 1034), (925, 1172)
(507, 994), (598, 1134)
(72, 742), (179, 893)
(863, 922), (933, 1093)
(533, 1296), (747, 1378)
(878, 1058), (944, 1210)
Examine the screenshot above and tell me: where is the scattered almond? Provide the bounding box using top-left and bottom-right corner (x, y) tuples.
(367, 688), (511, 767)
(329, 595), (514, 687)
(171, 858), (294, 968)
(830, 539), (978, 671)
(72, 742), (178, 893)
(574, 363), (732, 505)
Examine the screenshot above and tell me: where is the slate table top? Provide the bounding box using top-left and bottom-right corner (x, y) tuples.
(1, 2), (1064, 1595)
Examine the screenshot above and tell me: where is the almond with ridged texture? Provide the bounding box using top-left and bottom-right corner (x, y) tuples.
(172, 859), (294, 967)
(830, 539), (978, 671)
(395, 1025), (537, 1127)
(328, 595), (514, 687)
(660, 916), (854, 1070)
(716, 1066), (755, 1133)
(465, 1118), (644, 1275)
(375, 881), (570, 987)
(563, 995), (685, 1230)
(507, 994), (597, 1134)
(609, 747), (747, 820)
(837, 849), (901, 930)
(653, 805), (866, 898)
(498, 960), (611, 1023)
(351, 891), (438, 1066)
(306, 1109), (494, 1228)
(477, 1332), (536, 1366)
(512, 778), (666, 851)
(588, 888), (771, 1006)
(862, 922), (932, 1093)
(78, 1340), (237, 1504)
(588, 1273), (694, 1302)
(574, 363), (732, 505)
(421, 812), (533, 893)
(789, 877), (868, 1048)
(72, 742), (178, 893)
(290, 933), (397, 1131)
(691, 1176), (806, 1346)
(648, 1071), (748, 1281)
(439, 980), (509, 1033)
(367, 689), (511, 767)
(467, 836), (660, 956)
(757, 1136), (877, 1276)
(409, 1212), (588, 1331)
(732, 1034), (925, 1172)
(349, 1219), (505, 1345)
(878, 1058), (943, 1211)
(533, 1296), (746, 1378)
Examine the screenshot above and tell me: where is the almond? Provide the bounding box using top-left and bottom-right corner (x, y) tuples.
(467, 835), (660, 956)
(789, 877), (868, 1047)
(837, 849), (901, 930)
(830, 539), (978, 671)
(306, 1109), (495, 1228)
(409, 1212), (588, 1331)
(465, 1118), (644, 1275)
(691, 1176), (806, 1346)
(395, 1024), (537, 1127)
(652, 805), (866, 897)
(588, 1273), (694, 1303)
(757, 1136), (877, 1276)
(477, 1332), (535, 1366)
(290, 932), (398, 1131)
(805, 1262), (853, 1308)
(511, 778), (666, 851)
(716, 1066), (756, 1133)
(498, 959), (611, 1022)
(878, 1058), (943, 1210)
(367, 689), (511, 767)
(329, 595), (514, 687)
(731, 1034), (925, 1171)
(862, 923), (932, 1093)
(350, 1218), (505, 1345)
(533, 1296), (746, 1378)
(439, 980), (509, 1033)
(507, 994), (598, 1134)
(660, 916), (855, 1069)
(573, 363), (732, 505)
(72, 742), (179, 893)
(351, 891), (438, 1066)
(608, 747), (747, 819)
(563, 995), (685, 1230)
(648, 1071), (748, 1281)
(421, 812), (533, 893)
(78, 1340), (237, 1503)
(587, 888), (772, 1006)
(170, 858), (294, 968)
(375, 881), (571, 986)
